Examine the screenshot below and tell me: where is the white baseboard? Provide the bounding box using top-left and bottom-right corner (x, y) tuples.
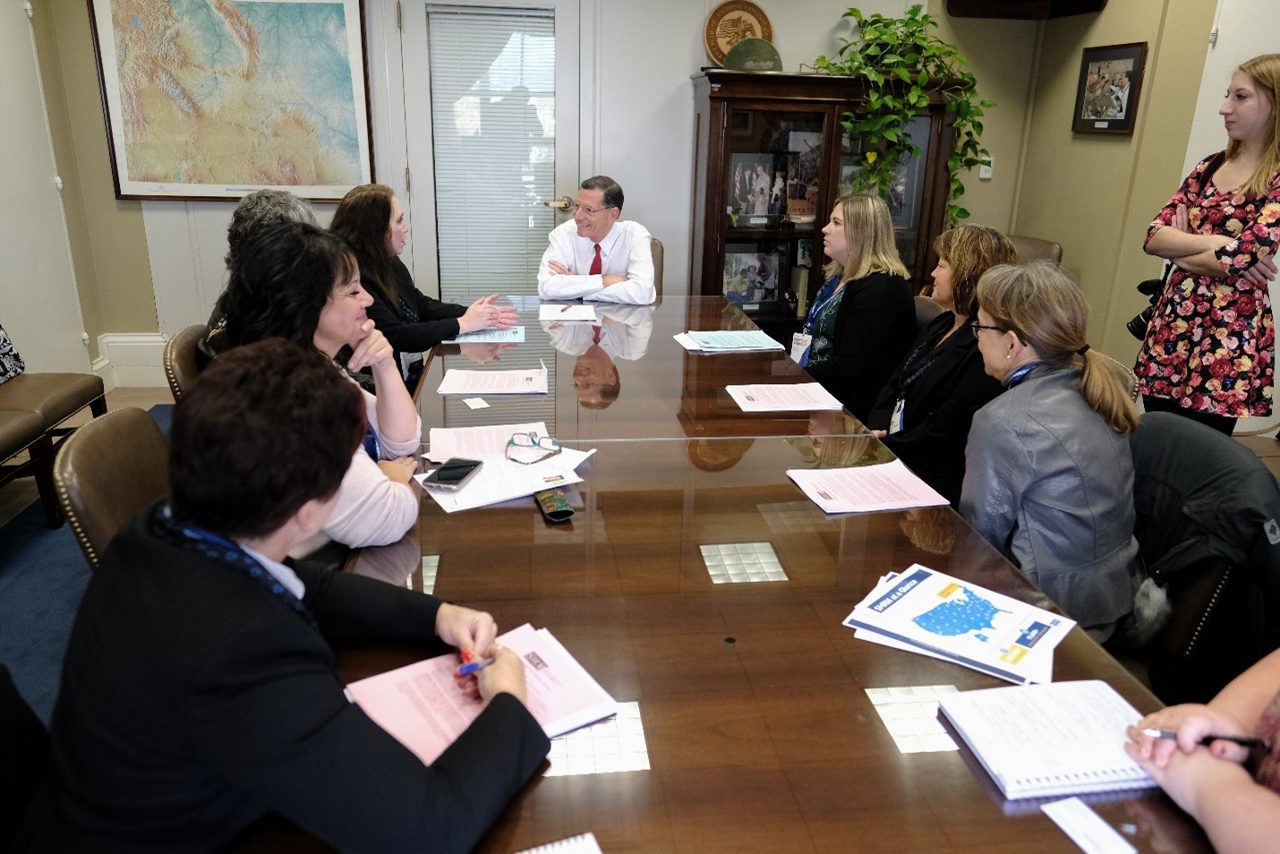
(95, 333), (167, 389)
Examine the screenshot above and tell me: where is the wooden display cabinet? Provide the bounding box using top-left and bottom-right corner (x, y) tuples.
(690, 69), (955, 341)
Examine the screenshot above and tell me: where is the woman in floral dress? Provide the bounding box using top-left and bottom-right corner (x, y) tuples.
(1136, 53), (1280, 434)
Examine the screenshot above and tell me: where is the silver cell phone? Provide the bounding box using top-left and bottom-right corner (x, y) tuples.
(423, 457), (483, 490)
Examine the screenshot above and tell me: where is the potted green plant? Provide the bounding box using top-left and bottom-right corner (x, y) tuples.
(811, 4), (992, 225)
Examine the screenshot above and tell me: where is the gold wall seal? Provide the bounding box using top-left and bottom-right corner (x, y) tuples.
(704, 1), (774, 66)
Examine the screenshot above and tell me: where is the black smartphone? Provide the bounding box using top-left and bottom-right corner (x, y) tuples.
(422, 457), (483, 490)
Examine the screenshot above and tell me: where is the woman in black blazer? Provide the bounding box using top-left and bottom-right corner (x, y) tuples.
(801, 193), (915, 420)
(866, 225), (1018, 504)
(331, 184), (517, 387)
(22, 341), (549, 852)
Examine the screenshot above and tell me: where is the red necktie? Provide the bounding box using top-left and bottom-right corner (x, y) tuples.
(589, 244), (602, 275)
(592, 325), (602, 345)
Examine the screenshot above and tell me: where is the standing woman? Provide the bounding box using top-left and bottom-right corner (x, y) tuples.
(962, 262), (1141, 642)
(801, 192), (915, 421)
(1136, 53), (1280, 435)
(218, 221), (421, 551)
(331, 184), (517, 387)
(866, 225), (1017, 504)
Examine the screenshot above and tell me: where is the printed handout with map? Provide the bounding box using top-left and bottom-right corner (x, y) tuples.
(843, 564), (1075, 684)
(90, 0), (371, 198)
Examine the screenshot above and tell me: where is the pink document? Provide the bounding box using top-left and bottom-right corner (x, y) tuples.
(346, 623), (617, 765)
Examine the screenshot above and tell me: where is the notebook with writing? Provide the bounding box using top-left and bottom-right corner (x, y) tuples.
(938, 680), (1156, 800)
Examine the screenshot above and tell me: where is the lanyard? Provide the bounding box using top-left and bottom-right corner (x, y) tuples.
(154, 503), (317, 629)
(803, 276), (844, 332)
(1005, 361), (1040, 388)
(893, 319), (955, 396)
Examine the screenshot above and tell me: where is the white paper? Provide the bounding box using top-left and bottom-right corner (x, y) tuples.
(540, 303), (598, 322)
(726, 382), (843, 412)
(1041, 797), (1137, 854)
(426, 421), (549, 462)
(416, 447), (595, 513)
(787, 459), (949, 513)
(675, 329), (784, 352)
(438, 360), (547, 395)
(517, 832), (604, 854)
(443, 326), (526, 344)
(462, 398), (489, 410)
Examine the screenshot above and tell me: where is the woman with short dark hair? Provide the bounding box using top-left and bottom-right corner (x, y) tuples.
(22, 340), (549, 851)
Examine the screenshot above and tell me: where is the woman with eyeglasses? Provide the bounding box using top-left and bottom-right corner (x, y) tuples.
(961, 261), (1141, 642)
(865, 225), (1017, 504)
(331, 183), (517, 388)
(801, 192), (915, 421)
(217, 221), (420, 552)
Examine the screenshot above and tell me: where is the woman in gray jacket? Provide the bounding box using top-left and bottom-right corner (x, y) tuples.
(961, 261), (1141, 642)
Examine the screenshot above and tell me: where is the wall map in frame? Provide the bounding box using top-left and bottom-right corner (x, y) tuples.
(704, 1), (774, 66)
(87, 0), (373, 200)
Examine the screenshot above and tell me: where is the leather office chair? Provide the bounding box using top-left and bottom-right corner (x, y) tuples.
(1007, 234), (1063, 265)
(0, 664), (46, 849)
(1128, 412), (1278, 703)
(163, 323), (208, 402)
(53, 407), (169, 570)
(914, 294), (945, 330)
(650, 237), (664, 298)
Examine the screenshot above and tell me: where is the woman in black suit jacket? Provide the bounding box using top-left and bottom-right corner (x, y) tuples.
(331, 184), (517, 387)
(866, 225), (1018, 504)
(21, 341), (549, 853)
(801, 193), (915, 421)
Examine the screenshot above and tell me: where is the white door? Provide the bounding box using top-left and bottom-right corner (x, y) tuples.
(1, 10), (89, 373)
(399, 0), (581, 301)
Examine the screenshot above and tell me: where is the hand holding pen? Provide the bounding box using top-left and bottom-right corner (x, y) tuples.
(1127, 707), (1261, 768)
(455, 646), (529, 705)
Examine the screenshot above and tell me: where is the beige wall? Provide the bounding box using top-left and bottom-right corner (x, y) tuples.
(1012, 0), (1216, 362)
(33, 2), (156, 360)
(929, 4), (1039, 233)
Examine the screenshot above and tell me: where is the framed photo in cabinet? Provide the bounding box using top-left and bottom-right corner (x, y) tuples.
(729, 154), (786, 223)
(724, 244), (785, 309)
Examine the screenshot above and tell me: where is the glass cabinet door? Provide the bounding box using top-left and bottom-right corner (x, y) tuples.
(720, 108), (824, 313)
(840, 114), (932, 272)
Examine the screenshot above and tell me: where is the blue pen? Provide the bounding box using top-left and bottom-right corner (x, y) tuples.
(456, 657), (496, 677)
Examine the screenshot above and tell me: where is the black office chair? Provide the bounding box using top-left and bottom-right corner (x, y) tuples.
(1129, 412), (1280, 703)
(0, 664), (47, 849)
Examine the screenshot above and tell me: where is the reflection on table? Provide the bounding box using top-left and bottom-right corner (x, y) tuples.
(419, 296), (857, 440)
(346, 436), (1190, 853)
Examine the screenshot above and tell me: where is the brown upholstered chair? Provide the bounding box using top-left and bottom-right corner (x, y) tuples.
(53, 407), (169, 570)
(914, 294), (945, 330)
(650, 237), (664, 298)
(0, 409), (52, 516)
(163, 324), (208, 403)
(1008, 234), (1063, 265)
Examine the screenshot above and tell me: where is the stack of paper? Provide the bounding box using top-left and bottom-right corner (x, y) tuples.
(347, 623), (618, 766)
(443, 326), (526, 344)
(843, 564), (1075, 685)
(787, 459), (948, 513)
(674, 329), (784, 352)
(939, 680), (1155, 800)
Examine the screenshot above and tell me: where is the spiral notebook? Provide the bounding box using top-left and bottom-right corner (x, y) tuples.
(938, 680), (1157, 800)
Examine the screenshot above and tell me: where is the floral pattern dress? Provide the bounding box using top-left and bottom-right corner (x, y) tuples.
(1134, 152), (1280, 417)
(1252, 686), (1280, 793)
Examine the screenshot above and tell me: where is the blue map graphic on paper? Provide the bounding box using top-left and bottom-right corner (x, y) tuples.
(913, 586), (1009, 639)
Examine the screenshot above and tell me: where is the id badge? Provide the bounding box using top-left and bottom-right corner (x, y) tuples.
(790, 332), (812, 364)
(889, 398), (905, 434)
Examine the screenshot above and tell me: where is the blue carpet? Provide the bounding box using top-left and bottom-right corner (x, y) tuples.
(0, 499), (90, 725)
(0, 403), (173, 725)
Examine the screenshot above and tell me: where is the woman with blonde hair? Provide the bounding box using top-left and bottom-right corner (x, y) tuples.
(800, 192), (915, 420)
(866, 225), (1017, 504)
(961, 261), (1140, 642)
(1136, 53), (1280, 435)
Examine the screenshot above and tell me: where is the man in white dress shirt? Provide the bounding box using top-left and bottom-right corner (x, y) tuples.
(537, 175), (656, 305)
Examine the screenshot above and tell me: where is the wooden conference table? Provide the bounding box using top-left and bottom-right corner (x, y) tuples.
(336, 297), (1196, 852)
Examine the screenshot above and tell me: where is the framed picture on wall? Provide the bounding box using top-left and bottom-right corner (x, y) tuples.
(87, 0), (373, 200)
(1071, 42), (1148, 135)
